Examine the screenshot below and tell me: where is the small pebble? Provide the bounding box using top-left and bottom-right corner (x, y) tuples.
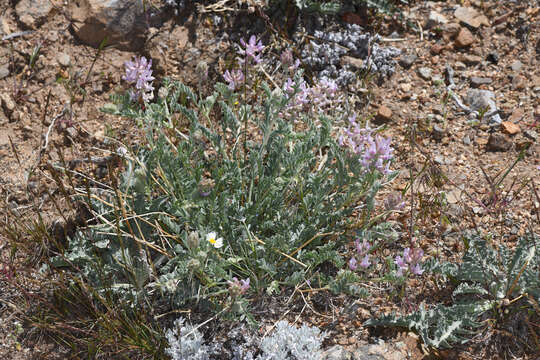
(417, 67), (432, 81)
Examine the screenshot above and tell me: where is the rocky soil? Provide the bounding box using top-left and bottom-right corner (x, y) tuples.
(0, 0), (538, 359)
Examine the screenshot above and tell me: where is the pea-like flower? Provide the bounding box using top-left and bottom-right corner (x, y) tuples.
(206, 232), (223, 248)
(348, 257), (358, 271)
(340, 115), (394, 175)
(395, 247), (424, 276)
(223, 69), (244, 91)
(228, 277), (250, 296)
(122, 56), (155, 103)
(349, 238), (371, 271)
(237, 35), (264, 64)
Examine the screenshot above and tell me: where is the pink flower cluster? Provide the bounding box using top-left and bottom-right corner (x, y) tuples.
(339, 115), (394, 175)
(281, 77), (341, 117)
(223, 35), (265, 91)
(123, 56), (155, 103)
(395, 247), (424, 276)
(348, 238), (371, 271)
(278, 49), (342, 118)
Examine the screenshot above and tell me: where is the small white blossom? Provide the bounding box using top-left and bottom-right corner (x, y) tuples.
(206, 232), (223, 248)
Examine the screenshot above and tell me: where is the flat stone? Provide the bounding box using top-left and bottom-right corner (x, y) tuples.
(459, 54), (482, 65)
(432, 124), (446, 140)
(417, 67), (432, 80)
(375, 105), (393, 124)
(508, 108), (524, 122)
(523, 129), (538, 141)
(510, 60), (523, 72)
(57, 52), (71, 67)
(430, 43), (445, 55)
(441, 22), (461, 41)
(470, 77), (493, 87)
(426, 11), (448, 29)
(398, 54), (417, 69)
(454, 6), (490, 28)
(68, 0), (146, 51)
(400, 83), (411, 92)
(466, 89), (502, 124)
(487, 133), (511, 151)
(15, 0), (54, 29)
(0, 93), (15, 115)
(512, 75), (526, 90)
(501, 121), (520, 135)
(454, 61), (467, 70)
(432, 104), (444, 115)
(323, 345), (354, 360)
(352, 343), (404, 360)
(455, 27), (475, 48)
(0, 63), (9, 80)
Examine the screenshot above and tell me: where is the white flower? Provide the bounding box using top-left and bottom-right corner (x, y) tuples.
(206, 232), (223, 248)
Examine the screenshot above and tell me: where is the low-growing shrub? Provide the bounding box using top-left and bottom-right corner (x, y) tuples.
(41, 37), (399, 356)
(366, 233), (540, 350)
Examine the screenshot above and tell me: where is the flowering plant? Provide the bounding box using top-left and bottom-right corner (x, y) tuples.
(122, 56), (155, 103)
(339, 115), (394, 175)
(395, 247), (424, 276)
(349, 238), (371, 270)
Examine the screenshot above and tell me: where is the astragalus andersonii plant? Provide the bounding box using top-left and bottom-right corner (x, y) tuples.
(53, 35), (398, 335)
(367, 233), (539, 351)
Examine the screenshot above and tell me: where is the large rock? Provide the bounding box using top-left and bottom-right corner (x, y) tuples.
(16, 0), (55, 29)
(68, 0), (147, 51)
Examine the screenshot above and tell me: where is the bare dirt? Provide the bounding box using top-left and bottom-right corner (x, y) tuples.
(1, 0), (539, 359)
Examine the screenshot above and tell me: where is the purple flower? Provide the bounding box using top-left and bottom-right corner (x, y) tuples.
(238, 35), (264, 64)
(280, 49), (301, 74)
(280, 49), (294, 66)
(239, 278), (250, 292)
(395, 247), (424, 277)
(283, 78), (295, 94)
(394, 255), (408, 276)
(228, 277), (250, 296)
(318, 78), (338, 95)
(223, 69), (245, 91)
(359, 255), (371, 268)
(350, 239), (371, 271)
(403, 248), (412, 263)
(410, 263), (424, 275)
(360, 134), (394, 174)
(348, 257), (358, 271)
(294, 82), (310, 105)
(340, 115), (394, 174)
(354, 239), (370, 254)
(123, 56), (155, 102)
